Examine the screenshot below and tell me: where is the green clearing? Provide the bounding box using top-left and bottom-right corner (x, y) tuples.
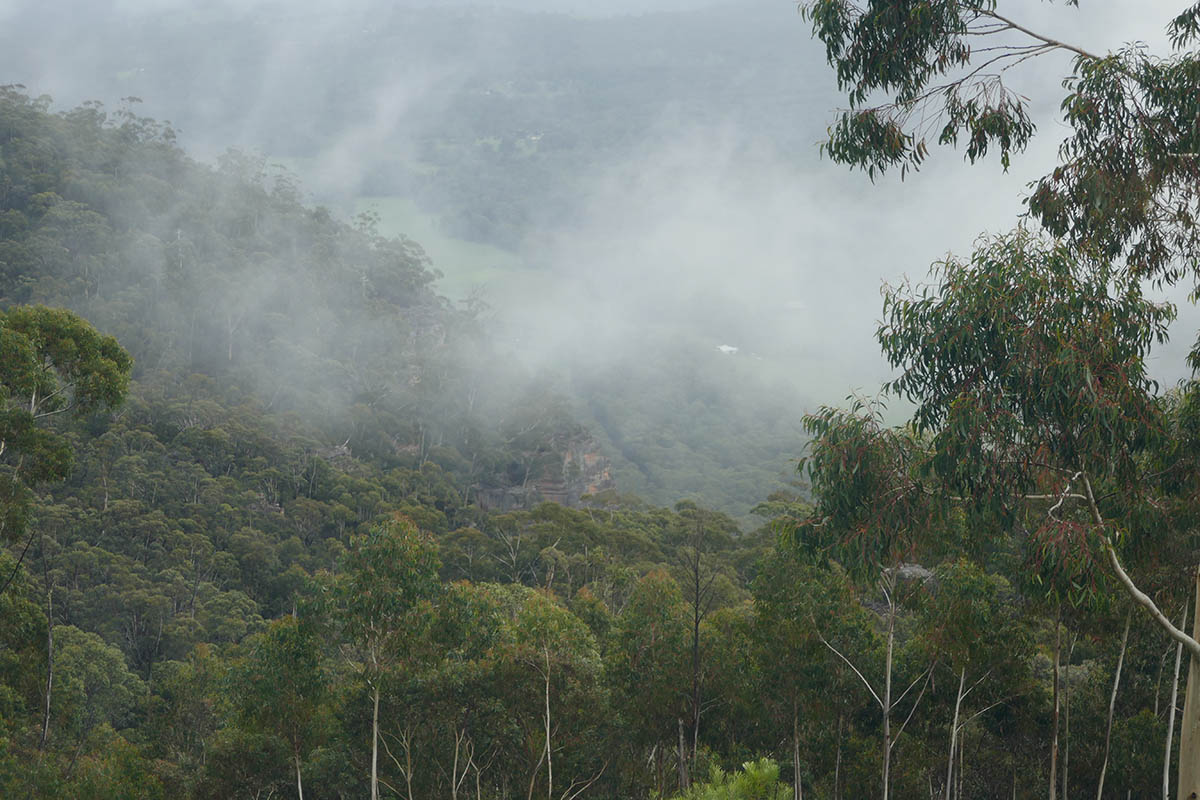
(353, 195), (532, 302)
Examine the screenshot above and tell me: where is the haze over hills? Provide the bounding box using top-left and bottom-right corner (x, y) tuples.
(7, 2), (1200, 798)
(2, 0), (848, 515)
(7, 0), (1197, 512)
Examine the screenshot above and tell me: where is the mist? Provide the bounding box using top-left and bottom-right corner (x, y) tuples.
(4, 0), (1194, 512)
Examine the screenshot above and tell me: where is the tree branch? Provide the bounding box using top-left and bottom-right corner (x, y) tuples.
(957, 696), (1011, 730)
(0, 523), (38, 597)
(559, 761), (607, 800)
(959, 667), (994, 704)
(973, 7), (1102, 61)
(893, 665), (934, 742)
(817, 628), (883, 710)
(893, 663), (934, 709)
(1080, 472), (1200, 661)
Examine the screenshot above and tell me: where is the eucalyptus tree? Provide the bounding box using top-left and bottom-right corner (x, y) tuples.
(0, 305), (133, 788)
(0, 305), (132, 569)
(325, 514), (441, 800)
(417, 580), (515, 800)
(50, 625), (146, 777)
(916, 560), (1032, 799)
(795, 403), (949, 800)
(816, 229), (1200, 793)
(798, 0), (1200, 281)
(228, 616), (327, 800)
(502, 586), (604, 800)
(606, 569), (691, 797)
(795, 3), (1200, 792)
(669, 500), (739, 785)
(751, 549), (862, 800)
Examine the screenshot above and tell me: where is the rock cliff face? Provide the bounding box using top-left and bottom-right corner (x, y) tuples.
(476, 434), (615, 511)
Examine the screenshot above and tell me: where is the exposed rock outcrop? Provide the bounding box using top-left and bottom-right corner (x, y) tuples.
(476, 433), (614, 511)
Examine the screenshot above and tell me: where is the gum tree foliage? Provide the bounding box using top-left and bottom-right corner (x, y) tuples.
(875, 231), (1178, 627)
(606, 569), (691, 796)
(799, 229), (1200, 793)
(0, 305), (132, 549)
(666, 757), (791, 800)
(228, 615), (326, 800)
(800, 0), (1200, 281)
(797, 403), (947, 571)
(49, 624), (146, 759)
(914, 560), (1033, 800)
(751, 550), (863, 800)
(325, 514), (441, 800)
(798, 5), (1200, 792)
(795, 396), (953, 800)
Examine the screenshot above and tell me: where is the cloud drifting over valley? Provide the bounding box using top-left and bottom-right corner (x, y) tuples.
(3, 0), (1196, 442)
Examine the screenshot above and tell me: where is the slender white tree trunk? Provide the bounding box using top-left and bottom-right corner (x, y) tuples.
(294, 744), (304, 800)
(1178, 569), (1200, 800)
(544, 647), (553, 800)
(882, 581), (895, 800)
(453, 731), (462, 800)
(678, 718), (689, 792)
(403, 727), (415, 800)
(1049, 611), (1060, 800)
(1097, 611), (1131, 800)
(793, 698), (803, 800)
(40, 586), (53, 749)
(1165, 603), (1187, 800)
(956, 726), (965, 800)
(371, 684), (380, 800)
(946, 668), (966, 800)
(1064, 633), (1075, 800)
(834, 712), (843, 800)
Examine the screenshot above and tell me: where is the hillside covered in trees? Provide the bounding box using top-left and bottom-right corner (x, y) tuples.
(0, 0), (853, 518)
(5, 0), (1200, 797)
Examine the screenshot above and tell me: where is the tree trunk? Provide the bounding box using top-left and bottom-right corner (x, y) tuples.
(1050, 611), (1061, 800)
(39, 587), (53, 750)
(1178, 568), (1200, 800)
(655, 743), (665, 799)
(956, 725), (965, 800)
(453, 731), (463, 800)
(371, 683), (380, 800)
(1086, 483), (1200, 797)
(1064, 633), (1074, 800)
(1097, 611), (1131, 800)
(946, 668), (966, 800)
(793, 698), (803, 800)
(834, 711), (843, 800)
(1083, 480), (1200, 797)
(294, 741), (305, 800)
(403, 727), (415, 800)
(1166, 603), (1188, 800)
(882, 579), (895, 800)
(544, 647), (553, 800)
(678, 718), (689, 792)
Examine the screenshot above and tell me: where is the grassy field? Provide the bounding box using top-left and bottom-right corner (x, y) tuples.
(352, 195), (532, 303)
(264, 156), (529, 302)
